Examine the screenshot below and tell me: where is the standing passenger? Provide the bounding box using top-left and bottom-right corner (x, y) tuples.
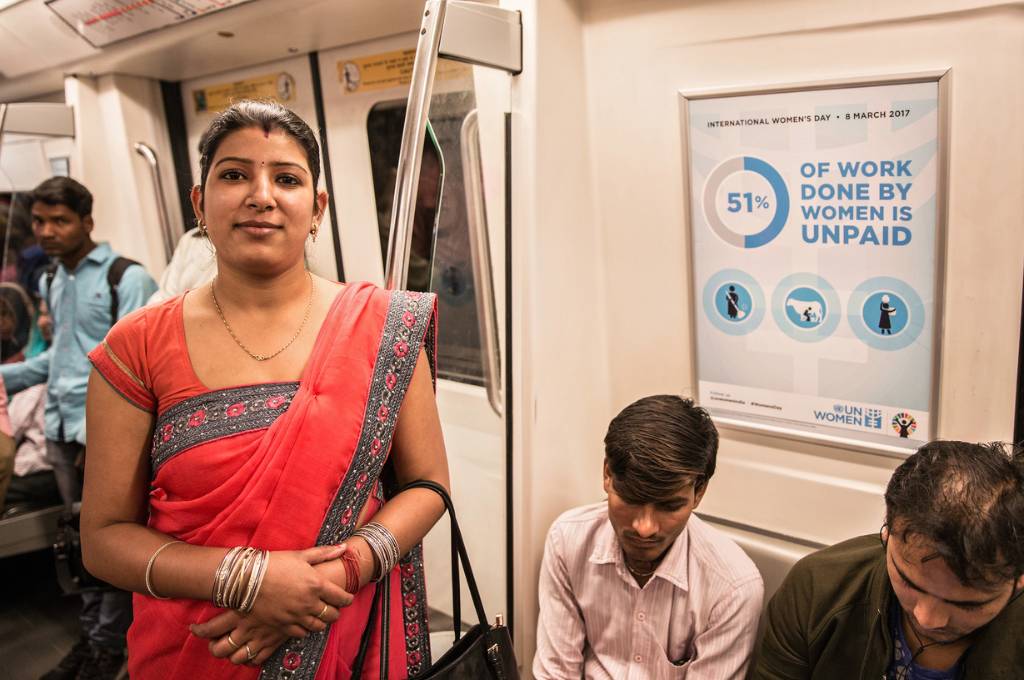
(534, 395), (764, 679)
(750, 440), (1024, 680)
(0, 283), (59, 515)
(80, 100), (449, 678)
(147, 226), (216, 304)
(0, 176), (158, 680)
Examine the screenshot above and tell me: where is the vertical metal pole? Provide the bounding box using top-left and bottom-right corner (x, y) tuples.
(460, 110), (503, 416)
(134, 142), (176, 263)
(384, 0), (448, 290)
(0, 104), (11, 283)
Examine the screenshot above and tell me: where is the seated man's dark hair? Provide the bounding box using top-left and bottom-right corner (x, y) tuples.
(29, 176), (93, 218)
(604, 395), (718, 504)
(885, 440), (1024, 587)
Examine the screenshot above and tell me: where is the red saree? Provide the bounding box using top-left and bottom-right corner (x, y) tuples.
(89, 282), (437, 680)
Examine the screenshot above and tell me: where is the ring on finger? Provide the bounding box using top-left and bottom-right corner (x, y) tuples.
(316, 603), (329, 621)
(226, 634), (241, 651)
(245, 644), (257, 662)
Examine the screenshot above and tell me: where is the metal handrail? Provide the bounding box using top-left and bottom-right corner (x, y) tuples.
(133, 142), (176, 264)
(460, 109), (502, 416)
(384, 0), (448, 290)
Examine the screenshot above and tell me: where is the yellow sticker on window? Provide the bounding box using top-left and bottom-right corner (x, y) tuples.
(337, 49), (471, 94)
(193, 72), (296, 114)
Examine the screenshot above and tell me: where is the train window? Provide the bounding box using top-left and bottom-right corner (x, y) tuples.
(367, 90), (485, 386)
(0, 193), (42, 285)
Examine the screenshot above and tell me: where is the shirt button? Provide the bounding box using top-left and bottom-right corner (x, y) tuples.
(637, 612), (646, 621)
(634, 655), (642, 663)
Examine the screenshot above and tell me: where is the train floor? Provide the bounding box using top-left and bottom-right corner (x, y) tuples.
(0, 549), (459, 680)
(0, 548), (83, 680)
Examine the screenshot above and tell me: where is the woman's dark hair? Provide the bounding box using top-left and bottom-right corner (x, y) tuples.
(29, 177), (92, 218)
(197, 100), (321, 204)
(0, 283), (34, 361)
(604, 395), (718, 504)
(885, 440), (1024, 587)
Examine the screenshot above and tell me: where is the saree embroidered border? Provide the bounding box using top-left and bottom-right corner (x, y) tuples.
(263, 290), (435, 680)
(399, 544), (430, 675)
(151, 382), (300, 473)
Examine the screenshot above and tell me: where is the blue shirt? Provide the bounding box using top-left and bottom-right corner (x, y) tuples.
(0, 243), (157, 444)
(887, 605), (962, 680)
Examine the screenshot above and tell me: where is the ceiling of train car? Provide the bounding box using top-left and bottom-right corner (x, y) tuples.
(0, 0), (424, 101)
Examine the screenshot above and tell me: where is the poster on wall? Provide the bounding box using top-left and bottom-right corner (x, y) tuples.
(681, 76), (946, 454)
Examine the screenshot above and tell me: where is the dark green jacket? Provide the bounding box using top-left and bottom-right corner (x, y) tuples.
(749, 534), (1024, 680)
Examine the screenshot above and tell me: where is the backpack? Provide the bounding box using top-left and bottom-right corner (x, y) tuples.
(44, 256), (140, 324)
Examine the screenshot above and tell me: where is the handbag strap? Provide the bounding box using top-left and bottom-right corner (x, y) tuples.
(401, 480), (488, 628)
(351, 583), (380, 677)
(350, 480), (490, 677)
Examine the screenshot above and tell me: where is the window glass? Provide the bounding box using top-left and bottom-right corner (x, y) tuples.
(367, 89), (484, 385)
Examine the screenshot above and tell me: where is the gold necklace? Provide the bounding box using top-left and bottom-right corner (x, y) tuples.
(625, 558), (657, 578)
(211, 272), (315, 362)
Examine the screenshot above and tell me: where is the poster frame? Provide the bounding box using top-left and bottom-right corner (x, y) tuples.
(679, 69), (951, 459)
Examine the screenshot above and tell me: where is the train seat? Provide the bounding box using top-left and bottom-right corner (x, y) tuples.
(699, 514), (818, 610)
(0, 505), (62, 560)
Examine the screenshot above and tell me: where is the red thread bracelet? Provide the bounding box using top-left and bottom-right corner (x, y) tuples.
(341, 549), (361, 594)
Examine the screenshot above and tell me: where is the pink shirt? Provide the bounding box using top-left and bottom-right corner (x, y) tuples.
(534, 502), (763, 680)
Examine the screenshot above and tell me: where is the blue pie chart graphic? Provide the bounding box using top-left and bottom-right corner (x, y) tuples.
(702, 156), (790, 248)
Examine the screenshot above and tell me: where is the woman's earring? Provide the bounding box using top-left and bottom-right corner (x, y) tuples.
(311, 222), (319, 243)
(197, 219), (208, 238)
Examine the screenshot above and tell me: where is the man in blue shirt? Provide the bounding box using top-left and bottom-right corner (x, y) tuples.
(1, 177), (156, 680)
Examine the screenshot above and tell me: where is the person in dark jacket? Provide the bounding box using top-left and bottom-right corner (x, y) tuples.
(750, 440), (1024, 680)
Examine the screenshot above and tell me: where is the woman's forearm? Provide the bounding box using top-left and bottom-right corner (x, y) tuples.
(373, 487), (445, 556)
(83, 521), (228, 600)
(355, 487), (446, 579)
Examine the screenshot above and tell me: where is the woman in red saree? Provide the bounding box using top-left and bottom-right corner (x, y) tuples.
(81, 100), (448, 680)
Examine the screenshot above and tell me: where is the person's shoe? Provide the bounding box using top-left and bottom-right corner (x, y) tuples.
(75, 646), (125, 680)
(39, 636), (92, 680)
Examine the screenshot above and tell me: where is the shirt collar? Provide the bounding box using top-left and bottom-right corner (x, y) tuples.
(83, 242), (112, 266)
(61, 242), (110, 274)
(589, 511), (691, 591)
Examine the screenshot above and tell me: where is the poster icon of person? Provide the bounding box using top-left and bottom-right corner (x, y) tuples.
(714, 282), (751, 322)
(726, 285), (745, 319)
(891, 412), (917, 438)
(862, 291), (909, 336)
(878, 294), (896, 334)
(783, 286), (827, 329)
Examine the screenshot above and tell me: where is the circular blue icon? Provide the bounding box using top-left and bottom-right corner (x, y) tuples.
(783, 286), (828, 329)
(702, 156), (790, 249)
(863, 292), (909, 336)
(703, 269), (765, 336)
(848, 277), (925, 351)
(771, 273), (840, 342)
(714, 282), (753, 323)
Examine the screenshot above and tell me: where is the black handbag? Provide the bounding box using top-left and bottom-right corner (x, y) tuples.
(352, 480), (519, 679)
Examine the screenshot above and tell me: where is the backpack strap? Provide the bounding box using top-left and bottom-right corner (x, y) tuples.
(106, 256), (140, 323)
(43, 262), (58, 314)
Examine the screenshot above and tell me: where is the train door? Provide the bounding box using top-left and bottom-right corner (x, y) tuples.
(177, 7), (520, 654)
(315, 22), (514, 648)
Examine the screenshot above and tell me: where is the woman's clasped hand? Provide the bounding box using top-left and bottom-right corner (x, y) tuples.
(191, 544), (355, 666)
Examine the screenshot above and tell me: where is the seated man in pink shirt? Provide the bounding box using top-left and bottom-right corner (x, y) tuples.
(534, 395), (764, 679)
